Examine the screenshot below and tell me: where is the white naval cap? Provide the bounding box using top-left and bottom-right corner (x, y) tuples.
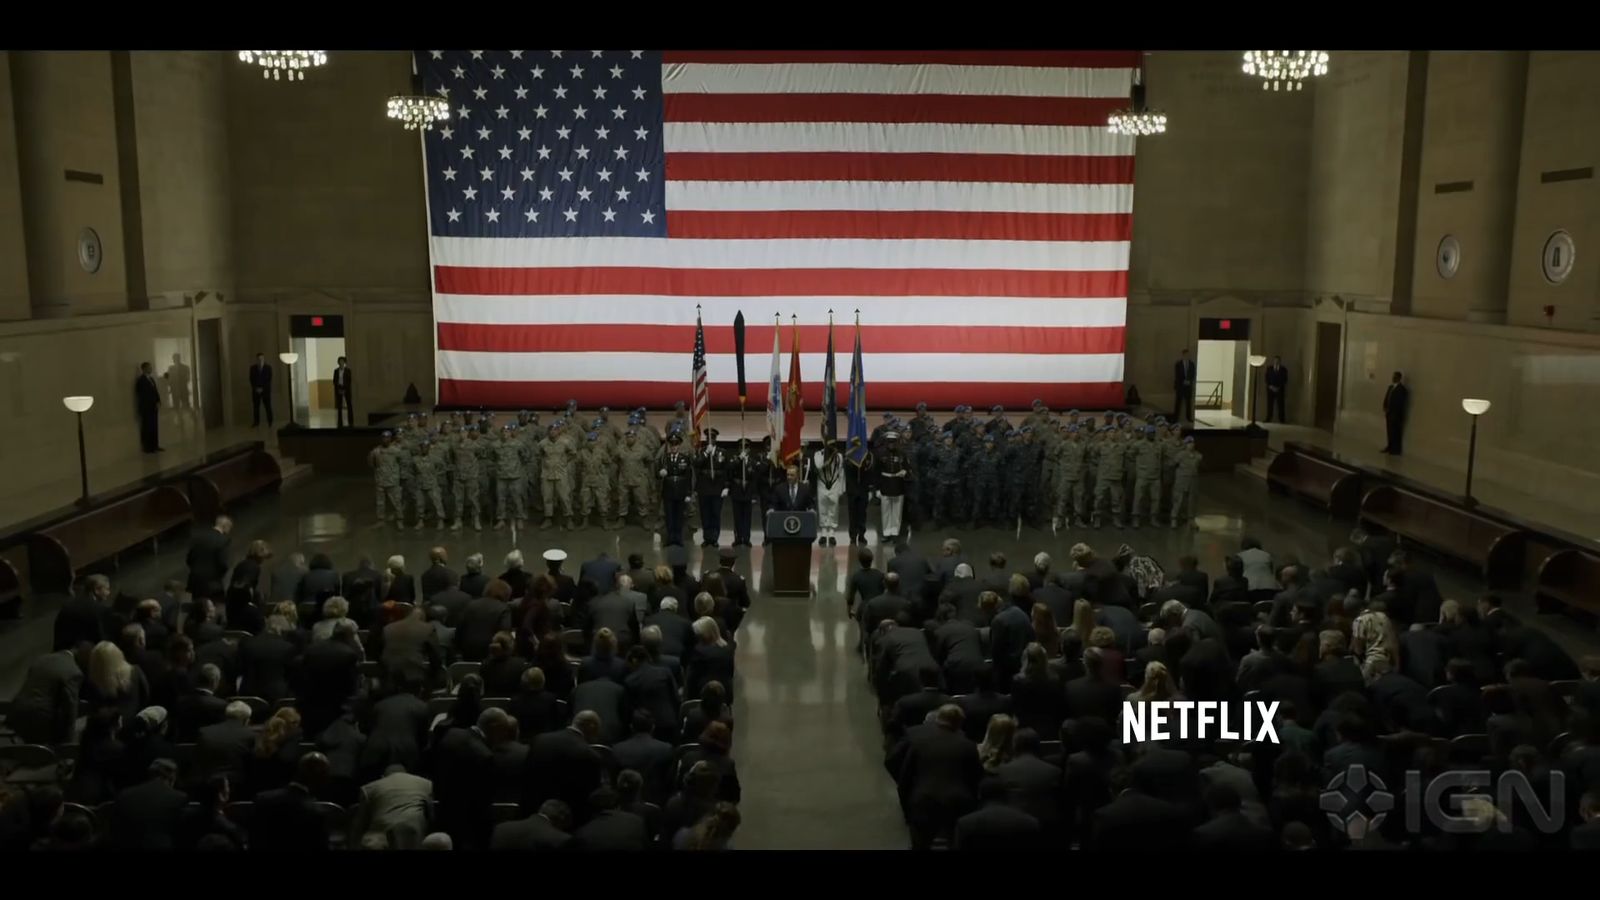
(542, 549), (568, 563)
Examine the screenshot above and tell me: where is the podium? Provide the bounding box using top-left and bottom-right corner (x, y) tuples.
(765, 510), (816, 598)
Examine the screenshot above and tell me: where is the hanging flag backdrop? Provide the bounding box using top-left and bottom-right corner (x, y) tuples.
(422, 50), (1136, 409)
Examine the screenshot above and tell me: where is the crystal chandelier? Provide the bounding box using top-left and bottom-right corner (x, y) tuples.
(386, 95), (452, 131)
(1106, 63), (1166, 137)
(1242, 51), (1329, 91)
(237, 51), (328, 82)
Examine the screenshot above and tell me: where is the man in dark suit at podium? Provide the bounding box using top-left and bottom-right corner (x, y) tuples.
(772, 464), (814, 512)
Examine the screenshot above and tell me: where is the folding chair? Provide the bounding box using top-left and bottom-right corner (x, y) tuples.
(0, 744), (61, 785)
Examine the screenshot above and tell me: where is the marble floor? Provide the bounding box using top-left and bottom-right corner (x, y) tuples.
(5, 467), (1597, 849)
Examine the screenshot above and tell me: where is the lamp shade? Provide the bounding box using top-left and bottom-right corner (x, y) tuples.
(278, 351), (300, 365)
(1248, 355), (1267, 368)
(62, 395), (95, 413)
(1461, 398), (1492, 416)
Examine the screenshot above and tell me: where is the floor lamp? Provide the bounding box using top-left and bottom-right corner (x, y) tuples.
(1247, 354), (1267, 429)
(1462, 398), (1491, 504)
(278, 351), (300, 428)
(62, 395), (95, 505)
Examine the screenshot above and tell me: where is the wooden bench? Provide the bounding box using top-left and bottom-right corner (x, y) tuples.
(0, 556), (19, 620)
(1534, 549), (1600, 618)
(1359, 485), (1523, 589)
(1267, 445), (1363, 517)
(24, 485), (192, 593)
(187, 448), (283, 522)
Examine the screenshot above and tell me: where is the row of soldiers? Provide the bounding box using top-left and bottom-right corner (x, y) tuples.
(862, 401), (1203, 531)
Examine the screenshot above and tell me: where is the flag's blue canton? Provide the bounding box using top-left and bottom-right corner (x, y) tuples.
(419, 50), (666, 238)
(692, 321), (706, 368)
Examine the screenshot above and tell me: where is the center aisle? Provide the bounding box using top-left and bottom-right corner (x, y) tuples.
(729, 543), (908, 850)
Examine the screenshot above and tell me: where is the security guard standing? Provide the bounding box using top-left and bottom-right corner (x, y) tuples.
(694, 428), (727, 547)
(659, 432), (694, 547)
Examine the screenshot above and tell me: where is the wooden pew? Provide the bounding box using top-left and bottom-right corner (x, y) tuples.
(1359, 485), (1523, 589)
(188, 449), (283, 522)
(0, 556), (19, 620)
(1534, 550), (1600, 618)
(1267, 444), (1363, 517)
(24, 486), (192, 594)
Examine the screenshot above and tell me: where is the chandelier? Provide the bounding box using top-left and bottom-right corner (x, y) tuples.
(1106, 62), (1166, 137)
(237, 51), (328, 81)
(386, 95), (452, 131)
(1242, 51), (1329, 91)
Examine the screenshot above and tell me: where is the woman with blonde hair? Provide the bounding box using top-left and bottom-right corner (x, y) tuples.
(382, 554), (417, 605)
(580, 627), (626, 684)
(1133, 660), (1180, 702)
(687, 616), (736, 701)
(85, 640), (151, 721)
(677, 801), (742, 851)
(1351, 602), (1399, 676)
(1031, 603), (1062, 657)
(1061, 598), (1097, 661)
(978, 713), (1018, 773)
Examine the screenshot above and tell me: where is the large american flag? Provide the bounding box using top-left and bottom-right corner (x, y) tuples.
(421, 50), (1136, 409)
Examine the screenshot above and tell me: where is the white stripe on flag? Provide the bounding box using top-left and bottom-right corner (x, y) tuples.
(434, 295), (1128, 328)
(661, 63), (1134, 99)
(663, 122), (1135, 156)
(429, 237), (1131, 271)
(666, 181), (1134, 214)
(439, 351), (1125, 384)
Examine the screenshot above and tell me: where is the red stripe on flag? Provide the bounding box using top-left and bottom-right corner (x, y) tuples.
(663, 93), (1127, 126)
(438, 323), (1127, 356)
(433, 266), (1128, 299)
(440, 379), (1128, 410)
(666, 151), (1134, 185)
(660, 50), (1142, 68)
(666, 210), (1132, 242)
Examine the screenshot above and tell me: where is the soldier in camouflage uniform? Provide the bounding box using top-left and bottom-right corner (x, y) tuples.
(492, 426), (526, 530)
(932, 430), (964, 527)
(1130, 425), (1167, 528)
(967, 434), (1003, 529)
(541, 422), (577, 530)
(1092, 427), (1128, 529)
(435, 420), (457, 512)
(451, 427), (483, 531)
(1053, 425), (1090, 530)
(369, 430), (405, 526)
(409, 441), (446, 530)
(616, 428), (655, 527)
(1168, 436), (1203, 528)
(577, 431), (614, 528)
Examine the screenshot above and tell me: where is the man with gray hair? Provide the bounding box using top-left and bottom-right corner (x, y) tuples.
(349, 763), (433, 850)
(617, 573), (649, 622)
(54, 573), (114, 651)
(938, 562), (986, 626)
(271, 551), (309, 604)
(459, 552), (489, 598)
(430, 705), (498, 848)
(645, 597), (694, 659)
(240, 615), (299, 700)
(173, 662), (229, 741)
(196, 699), (256, 778)
(638, 624), (683, 684)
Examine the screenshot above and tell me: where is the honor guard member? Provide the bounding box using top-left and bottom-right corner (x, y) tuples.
(876, 432), (910, 544)
(694, 428), (728, 547)
(870, 412), (896, 453)
(1053, 425), (1089, 531)
(541, 422), (577, 530)
(813, 440), (846, 545)
(577, 431), (613, 528)
(843, 440), (875, 546)
(910, 402), (936, 441)
(493, 426), (526, 530)
(1169, 436), (1203, 529)
(409, 440), (446, 531)
(659, 431), (694, 547)
(727, 438), (759, 547)
(968, 435), (1003, 528)
(452, 427), (484, 531)
(616, 428), (655, 528)
(751, 436), (777, 524)
(932, 430), (964, 528)
(1130, 426), (1167, 528)
(370, 431), (405, 527)
(1092, 427), (1128, 529)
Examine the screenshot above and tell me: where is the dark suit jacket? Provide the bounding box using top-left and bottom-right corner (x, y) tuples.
(420, 564), (457, 600)
(888, 550), (934, 590)
(110, 777), (190, 850)
(686, 642), (737, 701)
(298, 567), (341, 606)
(239, 632), (299, 700)
(955, 691), (1013, 743)
(249, 362), (273, 392)
(8, 650), (82, 745)
(955, 802), (1040, 850)
(888, 723), (982, 821)
(579, 555), (622, 592)
(625, 664), (681, 740)
(251, 783), (328, 851)
(771, 481), (814, 511)
(988, 604), (1033, 683)
(457, 597), (513, 661)
(431, 727), (496, 846)
(298, 639), (361, 733)
(333, 364), (352, 395)
(1032, 583), (1073, 625)
(135, 373), (162, 414)
(573, 809), (648, 851)
(714, 566), (750, 611)
(1173, 358), (1196, 390)
(940, 577), (989, 626)
(186, 528), (232, 599)
(588, 592), (641, 644)
(458, 571), (490, 600)
(1192, 810), (1275, 850)
(862, 591), (913, 634)
(1429, 682), (1486, 734)
(525, 727), (603, 820)
(614, 733), (676, 803)
(172, 689), (228, 743)
(197, 719), (256, 778)
(342, 564), (381, 601)
(1064, 676), (1123, 725)
(889, 689), (954, 740)
(1091, 790), (1190, 850)
(361, 693), (431, 776)
(491, 813), (572, 850)
(572, 678), (628, 745)
(645, 611), (694, 659)
(53, 595), (106, 652)
(382, 572), (417, 605)
(430, 587), (473, 628)
(1383, 382), (1409, 420)
(995, 753), (1064, 832)
(933, 620), (986, 674)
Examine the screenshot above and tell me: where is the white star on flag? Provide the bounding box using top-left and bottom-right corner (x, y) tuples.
(533, 105), (548, 119)
(633, 126), (648, 140)
(635, 167), (649, 181)
(530, 66), (544, 79)
(494, 105), (509, 119)
(538, 187), (554, 201)
(459, 146), (475, 160)
(573, 105), (587, 120)
(485, 208), (500, 222)
(472, 86), (487, 100)
(514, 86), (528, 99)
(629, 51), (643, 59)
(446, 208), (460, 221)
(640, 209), (655, 223)
(476, 126), (491, 140)
(435, 85), (449, 97)
(557, 168), (573, 182)
(553, 85), (568, 99)
(457, 105), (470, 118)
(442, 167), (457, 181)
(501, 186), (515, 200)
(602, 207), (617, 222)
(593, 85), (608, 99)
(439, 126), (454, 140)
(577, 187), (593, 201)
(550, 51), (563, 59)
(497, 146), (513, 160)
(631, 86), (646, 100)
(611, 105), (627, 119)
(525, 208), (538, 222)
(575, 146), (590, 160)
(479, 167), (494, 181)
(591, 50), (604, 59)
(614, 145), (629, 160)
(463, 186), (478, 200)
(451, 65), (465, 78)
(615, 186), (630, 201)
(490, 64), (505, 79)
(520, 167), (535, 181)
(570, 65), (584, 79)
(430, 50), (444, 60)
(510, 50), (523, 60)
(563, 208), (578, 221)
(536, 146), (551, 160)
(517, 127), (532, 140)
(595, 126), (610, 140)
(555, 126), (571, 140)
(610, 65), (623, 78)
(470, 51), (484, 60)
(597, 168), (612, 182)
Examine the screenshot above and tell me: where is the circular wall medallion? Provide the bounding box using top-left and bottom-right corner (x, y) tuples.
(77, 228), (103, 274)
(1435, 235), (1460, 279)
(1542, 231), (1575, 284)
(782, 515), (802, 535)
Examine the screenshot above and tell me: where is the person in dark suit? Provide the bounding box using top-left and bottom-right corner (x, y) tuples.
(54, 581), (110, 652)
(1381, 370), (1409, 455)
(613, 711), (675, 804)
(134, 361), (164, 452)
(645, 597), (695, 659)
(240, 617), (300, 700)
(572, 785), (649, 851)
(251, 753), (330, 851)
(1090, 765), (1192, 851)
(1065, 648), (1124, 725)
(8, 646), (84, 745)
(873, 619), (940, 708)
(710, 548), (750, 611)
(842, 546), (888, 619)
(954, 668), (1013, 743)
(359, 674), (431, 779)
(429, 710), (498, 849)
(296, 554), (341, 611)
(1312, 631), (1365, 710)
(987, 581), (1034, 686)
(1192, 783), (1275, 850)
(185, 515), (234, 601)
(453, 552), (488, 600)
(954, 777), (1040, 850)
(380, 605), (443, 687)
(579, 552), (623, 595)
(771, 464), (814, 511)
(342, 557), (381, 604)
(249, 353), (274, 427)
(887, 704), (983, 850)
(171, 663), (228, 742)
(1430, 658), (1487, 735)
(108, 759), (188, 850)
(196, 701), (257, 780)
(332, 356), (353, 428)
(994, 729), (1063, 843)
(931, 604), (986, 695)
(686, 617), (737, 703)
(888, 542), (933, 597)
(1173, 349), (1197, 422)
(524, 713), (604, 823)
(624, 646), (680, 742)
(1264, 356), (1289, 423)
(491, 799), (574, 851)
(1032, 571), (1073, 626)
(588, 585), (642, 646)
(457, 580), (513, 662)
(419, 547), (456, 601)
(888, 669), (953, 743)
(572, 669), (628, 745)
(430, 577), (473, 629)
(298, 622), (362, 736)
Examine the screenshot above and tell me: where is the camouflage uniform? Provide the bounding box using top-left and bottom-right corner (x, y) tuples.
(577, 433), (613, 526)
(1092, 430), (1127, 529)
(371, 434), (405, 525)
(451, 429), (483, 530)
(1053, 430), (1089, 528)
(616, 432), (654, 523)
(1131, 429), (1167, 528)
(493, 429), (526, 527)
(1169, 440), (1203, 528)
(541, 428), (577, 528)
(409, 443), (446, 529)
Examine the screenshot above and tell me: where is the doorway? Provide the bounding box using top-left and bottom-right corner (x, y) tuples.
(288, 315), (347, 429)
(1195, 317), (1252, 428)
(197, 318), (224, 430)
(1314, 322), (1342, 431)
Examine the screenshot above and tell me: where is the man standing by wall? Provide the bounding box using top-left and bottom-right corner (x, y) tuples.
(333, 356), (354, 428)
(1382, 371), (1409, 456)
(249, 353), (274, 428)
(1173, 348), (1197, 423)
(1264, 356), (1288, 423)
(135, 361), (163, 453)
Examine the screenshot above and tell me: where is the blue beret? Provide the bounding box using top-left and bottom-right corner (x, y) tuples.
(587, 431), (599, 441)
(991, 405), (1004, 414)
(916, 402), (928, 412)
(1183, 436), (1195, 444)
(382, 430), (393, 437)
(1067, 425), (1079, 433)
